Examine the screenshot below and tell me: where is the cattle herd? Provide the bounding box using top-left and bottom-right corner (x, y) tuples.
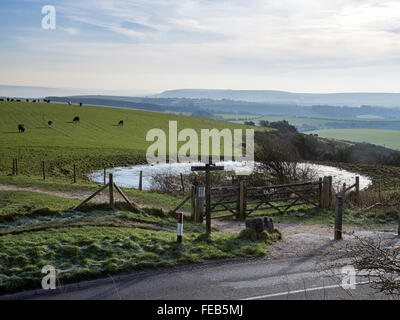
(0, 98), (125, 133)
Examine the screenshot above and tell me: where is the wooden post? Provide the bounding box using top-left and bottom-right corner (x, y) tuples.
(103, 168), (106, 185)
(139, 170), (143, 191)
(190, 186), (196, 221)
(109, 173), (114, 209)
(322, 176), (329, 208)
(328, 176), (333, 207)
(12, 159), (15, 175)
(205, 166), (211, 234)
(196, 186), (205, 223)
(239, 180), (247, 220)
(398, 212), (400, 236)
(15, 158), (18, 175)
(73, 164), (76, 183)
(71, 184), (109, 211)
(318, 177), (322, 208)
(334, 196), (343, 240)
(342, 183), (346, 197)
(378, 179), (382, 202)
(180, 173), (185, 194)
(42, 161), (45, 180)
(355, 176), (360, 205)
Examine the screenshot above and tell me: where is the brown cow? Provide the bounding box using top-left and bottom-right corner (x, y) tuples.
(118, 120), (124, 126)
(18, 124), (25, 133)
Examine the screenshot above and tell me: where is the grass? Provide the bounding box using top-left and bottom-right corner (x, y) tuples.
(0, 189), (281, 294)
(309, 129), (400, 150)
(0, 101), (253, 178)
(0, 226), (280, 294)
(0, 190), (79, 221)
(247, 205), (399, 227)
(0, 175), (191, 212)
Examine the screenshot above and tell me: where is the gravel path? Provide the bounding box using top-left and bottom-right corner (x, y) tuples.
(212, 219), (399, 260)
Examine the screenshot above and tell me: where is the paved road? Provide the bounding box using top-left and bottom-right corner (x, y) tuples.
(0, 254), (385, 300)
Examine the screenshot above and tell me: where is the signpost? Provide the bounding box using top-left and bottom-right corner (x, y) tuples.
(191, 160), (224, 235)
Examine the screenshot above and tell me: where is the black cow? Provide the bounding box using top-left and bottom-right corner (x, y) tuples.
(48, 121), (53, 128)
(79, 102), (83, 107)
(118, 120), (124, 126)
(18, 124), (25, 133)
(73, 116), (80, 123)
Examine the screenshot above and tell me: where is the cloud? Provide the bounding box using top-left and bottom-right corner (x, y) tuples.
(120, 21), (157, 32)
(2, 0), (400, 92)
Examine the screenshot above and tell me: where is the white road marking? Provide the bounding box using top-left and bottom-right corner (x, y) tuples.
(240, 281), (370, 300)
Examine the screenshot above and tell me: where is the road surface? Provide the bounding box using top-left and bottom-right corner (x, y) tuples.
(0, 254), (385, 300)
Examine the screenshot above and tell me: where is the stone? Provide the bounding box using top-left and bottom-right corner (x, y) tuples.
(263, 216), (274, 233)
(245, 217), (264, 233)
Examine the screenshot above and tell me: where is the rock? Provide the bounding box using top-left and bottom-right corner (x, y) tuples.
(245, 217), (264, 233)
(263, 216), (274, 233)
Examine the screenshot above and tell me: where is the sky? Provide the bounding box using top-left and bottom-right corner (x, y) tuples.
(1, 0), (400, 94)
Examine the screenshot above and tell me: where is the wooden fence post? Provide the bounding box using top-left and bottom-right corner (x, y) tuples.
(190, 186), (197, 220)
(328, 176), (333, 207)
(355, 176), (360, 205)
(239, 180), (247, 220)
(103, 168), (106, 185)
(15, 158), (18, 176)
(398, 212), (400, 236)
(73, 164), (76, 183)
(42, 161), (45, 180)
(322, 176), (329, 208)
(334, 196), (343, 240)
(196, 186), (205, 223)
(378, 179), (382, 202)
(12, 159), (15, 175)
(109, 173), (114, 209)
(318, 177), (322, 208)
(139, 170), (143, 191)
(180, 173), (185, 194)
(342, 182), (346, 197)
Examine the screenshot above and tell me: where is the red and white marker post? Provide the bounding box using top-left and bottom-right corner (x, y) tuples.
(177, 212), (183, 243)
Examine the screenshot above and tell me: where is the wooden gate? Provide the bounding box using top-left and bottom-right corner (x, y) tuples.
(209, 185), (239, 218)
(245, 180), (322, 216)
(191, 179), (326, 220)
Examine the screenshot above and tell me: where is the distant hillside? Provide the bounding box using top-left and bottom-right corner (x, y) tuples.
(47, 95), (400, 119)
(155, 89), (400, 108)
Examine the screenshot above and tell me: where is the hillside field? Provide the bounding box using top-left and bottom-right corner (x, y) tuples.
(310, 129), (400, 150)
(223, 114), (400, 133)
(0, 102), (255, 178)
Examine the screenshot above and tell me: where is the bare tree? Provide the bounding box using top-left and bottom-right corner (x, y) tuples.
(323, 235), (400, 298)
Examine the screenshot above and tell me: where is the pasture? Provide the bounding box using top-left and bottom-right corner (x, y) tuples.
(0, 101), (254, 178)
(0, 189), (280, 294)
(309, 129), (400, 150)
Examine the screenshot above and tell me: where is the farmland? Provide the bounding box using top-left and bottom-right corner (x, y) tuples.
(223, 114), (400, 133)
(0, 101), (255, 178)
(309, 129), (400, 150)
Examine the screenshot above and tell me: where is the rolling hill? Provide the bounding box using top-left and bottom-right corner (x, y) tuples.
(0, 101), (254, 177)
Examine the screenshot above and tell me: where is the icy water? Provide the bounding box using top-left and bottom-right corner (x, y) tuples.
(89, 161), (371, 191)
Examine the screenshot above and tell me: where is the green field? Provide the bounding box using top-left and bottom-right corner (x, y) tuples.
(310, 129), (400, 150)
(0, 190), (281, 293)
(223, 114), (400, 133)
(0, 101), (255, 178)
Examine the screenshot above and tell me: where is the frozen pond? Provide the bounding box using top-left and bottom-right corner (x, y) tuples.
(89, 161), (371, 191)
